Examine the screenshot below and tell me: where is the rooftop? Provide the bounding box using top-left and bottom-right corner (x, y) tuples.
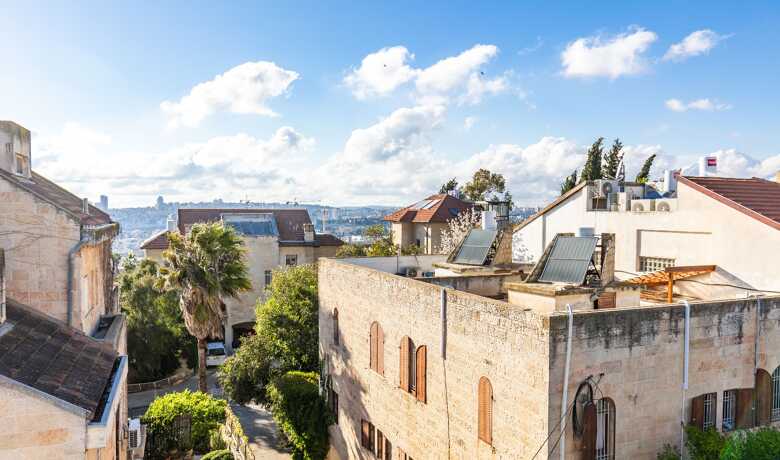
(679, 176), (780, 230)
(139, 230), (170, 250)
(0, 299), (118, 418)
(384, 193), (473, 224)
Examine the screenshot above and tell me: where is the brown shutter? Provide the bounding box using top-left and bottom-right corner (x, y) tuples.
(397, 447), (405, 460)
(378, 325), (385, 375)
(384, 438), (392, 460)
(370, 323), (378, 372)
(333, 309), (339, 345)
(376, 430), (384, 458)
(478, 377), (492, 445)
(416, 346), (427, 403)
(581, 402), (597, 460)
(736, 388), (755, 429)
(361, 420), (370, 448)
(690, 394), (705, 429)
(597, 291), (616, 309)
(399, 336), (410, 391)
(756, 369), (772, 426)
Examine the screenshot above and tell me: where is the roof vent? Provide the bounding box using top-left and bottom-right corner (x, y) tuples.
(82, 198), (90, 215)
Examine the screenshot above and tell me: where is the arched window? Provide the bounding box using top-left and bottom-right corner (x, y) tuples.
(370, 322), (384, 375)
(399, 336), (414, 392)
(332, 309), (339, 345)
(595, 398), (615, 460)
(478, 377), (492, 445)
(415, 345), (427, 403)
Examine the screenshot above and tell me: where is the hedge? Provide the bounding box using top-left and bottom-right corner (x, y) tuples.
(142, 390), (227, 453)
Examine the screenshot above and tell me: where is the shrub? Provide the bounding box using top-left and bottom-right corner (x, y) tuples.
(657, 443), (681, 460)
(202, 449), (234, 460)
(720, 427), (780, 460)
(267, 371), (332, 460)
(218, 333), (274, 404)
(209, 427), (227, 451)
(685, 425), (726, 460)
(142, 390), (227, 453)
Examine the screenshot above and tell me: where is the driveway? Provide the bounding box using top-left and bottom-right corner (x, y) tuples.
(128, 369), (221, 417)
(231, 403), (290, 459)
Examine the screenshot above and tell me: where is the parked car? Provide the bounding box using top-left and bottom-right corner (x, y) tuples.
(206, 342), (227, 367)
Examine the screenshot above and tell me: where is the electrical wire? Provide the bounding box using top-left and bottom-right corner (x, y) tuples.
(529, 397), (577, 460)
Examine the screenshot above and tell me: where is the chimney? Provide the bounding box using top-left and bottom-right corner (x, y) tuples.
(303, 223), (315, 242)
(166, 215), (177, 232)
(82, 198), (90, 215)
(0, 249), (6, 324)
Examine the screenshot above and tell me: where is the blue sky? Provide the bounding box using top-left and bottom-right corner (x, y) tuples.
(2, 1), (779, 207)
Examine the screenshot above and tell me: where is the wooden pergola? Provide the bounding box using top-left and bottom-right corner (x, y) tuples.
(624, 265), (717, 303)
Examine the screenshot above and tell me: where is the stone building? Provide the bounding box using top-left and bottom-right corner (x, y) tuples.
(319, 241), (780, 459)
(384, 193), (473, 254)
(142, 208), (343, 351)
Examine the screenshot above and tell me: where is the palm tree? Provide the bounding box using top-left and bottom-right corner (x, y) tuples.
(158, 222), (251, 392)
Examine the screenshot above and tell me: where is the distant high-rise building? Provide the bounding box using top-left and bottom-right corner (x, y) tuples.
(155, 195), (165, 209)
(98, 195), (108, 211)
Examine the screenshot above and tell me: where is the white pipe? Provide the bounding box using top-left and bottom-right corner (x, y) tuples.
(560, 304), (573, 460)
(754, 296), (762, 374)
(680, 301), (691, 457)
(440, 288), (447, 359)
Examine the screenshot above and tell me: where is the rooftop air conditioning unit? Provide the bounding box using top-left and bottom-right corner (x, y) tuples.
(593, 180), (619, 198)
(655, 198), (677, 212)
(631, 199), (656, 212)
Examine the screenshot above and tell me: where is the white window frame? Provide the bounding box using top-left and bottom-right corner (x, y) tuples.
(596, 398), (615, 460)
(723, 390), (736, 431)
(703, 393), (716, 430)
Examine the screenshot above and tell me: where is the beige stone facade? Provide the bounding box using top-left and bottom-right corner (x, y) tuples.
(320, 257), (780, 459)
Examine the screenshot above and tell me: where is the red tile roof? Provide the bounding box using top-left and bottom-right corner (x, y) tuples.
(0, 169), (113, 226)
(383, 194), (473, 223)
(177, 208), (343, 246)
(139, 230), (170, 250)
(679, 176), (780, 231)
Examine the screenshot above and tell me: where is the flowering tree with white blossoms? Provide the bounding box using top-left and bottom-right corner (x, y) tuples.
(438, 207), (481, 255)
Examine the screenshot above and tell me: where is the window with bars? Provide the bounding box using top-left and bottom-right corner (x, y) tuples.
(639, 256), (675, 272)
(703, 393), (716, 430)
(773, 367), (780, 422)
(723, 390), (736, 431)
(327, 380), (338, 425)
(264, 270), (272, 286)
(595, 398), (616, 460)
(285, 254), (298, 266)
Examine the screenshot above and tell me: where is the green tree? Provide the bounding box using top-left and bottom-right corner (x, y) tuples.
(580, 137), (604, 182)
(256, 264), (319, 372)
(218, 333), (273, 404)
(142, 390), (227, 454)
(363, 224), (388, 241)
(462, 169), (510, 203)
(603, 138), (624, 179)
(439, 177), (459, 194)
(158, 222), (252, 392)
(118, 256), (195, 382)
(334, 243), (366, 258)
(560, 170), (578, 195)
(635, 154), (657, 183)
(720, 427), (780, 460)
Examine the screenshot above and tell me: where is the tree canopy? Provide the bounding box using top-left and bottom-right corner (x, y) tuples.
(602, 138), (623, 179)
(635, 154), (656, 183)
(439, 177), (459, 194)
(580, 137), (604, 182)
(560, 170), (578, 195)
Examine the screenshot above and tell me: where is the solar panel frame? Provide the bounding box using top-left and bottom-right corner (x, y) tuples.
(452, 229), (498, 265)
(538, 236), (598, 284)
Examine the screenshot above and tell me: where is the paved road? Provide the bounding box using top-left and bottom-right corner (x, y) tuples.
(231, 403), (291, 459)
(128, 370), (221, 417)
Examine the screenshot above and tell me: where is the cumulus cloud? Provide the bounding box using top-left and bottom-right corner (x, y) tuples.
(344, 44), (509, 105)
(161, 61), (299, 128)
(663, 29), (729, 62)
(701, 149), (780, 178)
(561, 27), (658, 79)
(665, 98), (732, 112)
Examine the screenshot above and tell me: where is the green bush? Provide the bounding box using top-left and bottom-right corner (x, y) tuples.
(209, 427), (227, 451)
(685, 425), (726, 460)
(720, 427), (780, 460)
(202, 449), (234, 460)
(267, 371), (332, 460)
(142, 390), (227, 453)
(657, 443), (681, 460)
(218, 333), (274, 404)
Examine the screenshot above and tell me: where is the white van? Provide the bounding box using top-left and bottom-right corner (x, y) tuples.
(206, 342), (227, 367)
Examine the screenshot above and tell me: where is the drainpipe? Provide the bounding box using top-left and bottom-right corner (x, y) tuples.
(440, 288), (447, 359)
(680, 300), (691, 457)
(560, 304), (573, 460)
(754, 296), (762, 374)
(66, 233), (89, 327)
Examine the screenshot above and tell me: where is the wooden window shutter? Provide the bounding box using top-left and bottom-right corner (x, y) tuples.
(376, 430), (384, 458)
(384, 438), (392, 460)
(370, 322), (378, 372)
(377, 325), (385, 375)
(581, 401), (597, 460)
(690, 394), (705, 429)
(399, 336), (410, 391)
(333, 309), (339, 345)
(597, 291), (616, 309)
(756, 369), (772, 426)
(736, 388), (755, 429)
(397, 447), (406, 460)
(361, 420), (370, 448)
(416, 345), (427, 403)
(478, 377), (493, 445)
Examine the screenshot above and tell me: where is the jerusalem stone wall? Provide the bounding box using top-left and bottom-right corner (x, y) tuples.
(0, 380), (87, 459)
(547, 296), (780, 460)
(319, 258), (551, 460)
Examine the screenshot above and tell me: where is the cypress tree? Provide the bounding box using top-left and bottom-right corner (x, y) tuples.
(560, 170), (578, 195)
(580, 137), (604, 182)
(603, 138), (623, 179)
(635, 154), (656, 183)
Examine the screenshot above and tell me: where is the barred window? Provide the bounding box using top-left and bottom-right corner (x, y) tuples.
(595, 398), (616, 460)
(723, 390), (736, 431)
(285, 254), (298, 266)
(772, 367), (780, 422)
(703, 393), (716, 430)
(639, 256), (675, 272)
(264, 270), (272, 286)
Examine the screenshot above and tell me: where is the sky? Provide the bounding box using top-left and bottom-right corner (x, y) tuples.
(2, 1), (780, 208)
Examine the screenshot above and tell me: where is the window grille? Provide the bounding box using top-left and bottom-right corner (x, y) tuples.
(723, 390), (736, 431)
(264, 270), (272, 286)
(596, 398), (615, 460)
(285, 254), (298, 266)
(773, 368), (780, 421)
(639, 256), (675, 272)
(703, 393), (716, 429)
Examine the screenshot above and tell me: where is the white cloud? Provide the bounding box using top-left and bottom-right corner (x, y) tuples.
(343, 46), (419, 99)
(702, 149), (780, 178)
(518, 36), (544, 56)
(463, 116), (478, 131)
(344, 44), (509, 105)
(561, 27), (658, 79)
(665, 98), (732, 112)
(664, 29), (729, 62)
(161, 61), (299, 128)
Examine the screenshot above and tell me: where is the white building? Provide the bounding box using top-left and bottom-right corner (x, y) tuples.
(513, 174), (780, 292)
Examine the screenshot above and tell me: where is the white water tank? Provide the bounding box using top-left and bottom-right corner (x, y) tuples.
(481, 210), (497, 230)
